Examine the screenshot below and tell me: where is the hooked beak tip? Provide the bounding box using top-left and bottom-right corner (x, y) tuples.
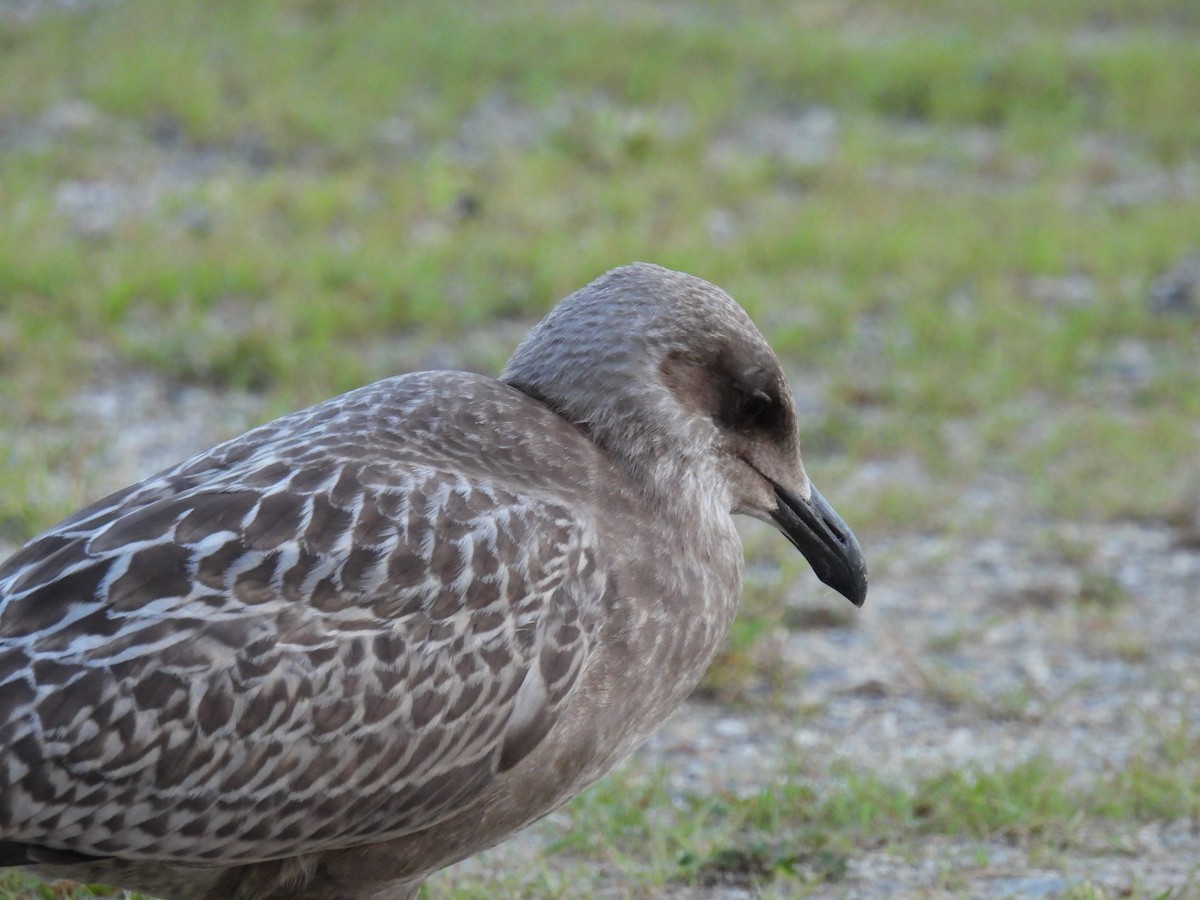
(770, 483), (867, 608)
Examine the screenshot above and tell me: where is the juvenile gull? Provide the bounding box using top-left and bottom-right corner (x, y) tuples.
(0, 262), (866, 899)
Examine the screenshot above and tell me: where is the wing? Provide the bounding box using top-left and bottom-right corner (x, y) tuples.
(0, 376), (607, 864)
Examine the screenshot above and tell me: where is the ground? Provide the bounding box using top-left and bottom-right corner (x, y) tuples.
(0, 1), (1199, 898)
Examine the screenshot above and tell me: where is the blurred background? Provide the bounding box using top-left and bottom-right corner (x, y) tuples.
(1, 1), (1198, 896)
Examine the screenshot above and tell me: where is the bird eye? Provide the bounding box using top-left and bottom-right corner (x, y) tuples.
(736, 389), (772, 426)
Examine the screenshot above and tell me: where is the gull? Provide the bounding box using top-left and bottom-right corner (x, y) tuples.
(0, 262), (866, 899)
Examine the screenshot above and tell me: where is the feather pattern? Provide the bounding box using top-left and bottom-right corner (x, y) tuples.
(0, 372), (605, 864)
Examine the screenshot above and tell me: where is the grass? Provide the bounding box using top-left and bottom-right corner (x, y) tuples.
(1, 3), (1197, 538)
(421, 734), (1200, 897)
(1, 0), (1199, 897)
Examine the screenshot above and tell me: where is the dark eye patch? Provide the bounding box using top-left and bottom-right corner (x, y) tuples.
(735, 389), (772, 427)
(661, 351), (786, 435)
(722, 380), (783, 432)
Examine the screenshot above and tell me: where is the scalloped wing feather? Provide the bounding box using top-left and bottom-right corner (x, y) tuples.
(0, 373), (607, 864)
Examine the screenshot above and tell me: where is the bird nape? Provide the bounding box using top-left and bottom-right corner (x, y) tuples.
(0, 262), (865, 900)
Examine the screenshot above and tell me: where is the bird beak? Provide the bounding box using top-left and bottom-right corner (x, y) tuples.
(769, 483), (867, 607)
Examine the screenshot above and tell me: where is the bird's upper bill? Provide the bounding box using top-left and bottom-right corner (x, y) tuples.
(769, 483), (867, 607)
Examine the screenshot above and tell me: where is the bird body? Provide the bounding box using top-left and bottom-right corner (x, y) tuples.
(0, 264), (865, 899)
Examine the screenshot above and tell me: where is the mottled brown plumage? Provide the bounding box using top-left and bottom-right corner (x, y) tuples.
(0, 263), (866, 899)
